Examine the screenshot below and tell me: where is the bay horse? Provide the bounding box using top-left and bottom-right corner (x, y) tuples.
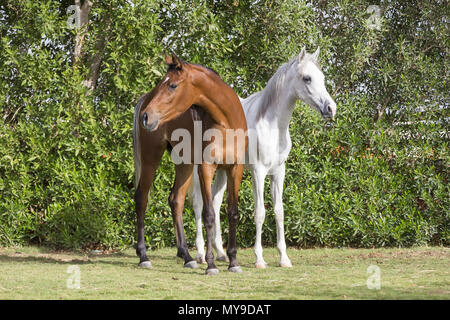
(191, 47), (337, 268)
(133, 53), (247, 275)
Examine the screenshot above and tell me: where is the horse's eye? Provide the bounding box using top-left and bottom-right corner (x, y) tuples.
(303, 76), (311, 83)
(169, 83), (177, 89)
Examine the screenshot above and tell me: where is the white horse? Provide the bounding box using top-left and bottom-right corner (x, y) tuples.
(190, 47), (337, 268)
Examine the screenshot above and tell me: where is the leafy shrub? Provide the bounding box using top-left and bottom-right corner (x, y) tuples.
(0, 0), (447, 249)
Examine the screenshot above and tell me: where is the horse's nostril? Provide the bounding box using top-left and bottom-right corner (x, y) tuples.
(141, 112), (159, 131)
(327, 104), (332, 114)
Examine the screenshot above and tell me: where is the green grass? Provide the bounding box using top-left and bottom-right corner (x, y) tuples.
(0, 246), (448, 299)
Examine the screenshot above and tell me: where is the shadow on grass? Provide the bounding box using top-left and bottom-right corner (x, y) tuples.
(0, 254), (85, 264)
(0, 253), (131, 267)
(0, 251), (214, 275)
(0, 247), (265, 278)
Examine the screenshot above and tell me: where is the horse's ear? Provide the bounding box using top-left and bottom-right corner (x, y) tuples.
(164, 52), (183, 70)
(171, 53), (183, 70)
(312, 47), (320, 61)
(164, 52), (173, 65)
(298, 47), (306, 63)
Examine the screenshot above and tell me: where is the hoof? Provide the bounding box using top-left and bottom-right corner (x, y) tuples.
(216, 255), (229, 262)
(228, 266), (242, 273)
(255, 261), (267, 269)
(138, 261), (152, 269)
(196, 254), (206, 264)
(280, 260), (292, 268)
(205, 268), (219, 276)
(184, 260), (199, 269)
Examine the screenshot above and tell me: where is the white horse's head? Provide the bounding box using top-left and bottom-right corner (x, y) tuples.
(293, 47), (336, 120)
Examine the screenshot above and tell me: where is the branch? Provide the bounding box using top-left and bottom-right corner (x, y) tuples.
(73, 0), (93, 66)
(83, 33), (109, 92)
(374, 95), (391, 122)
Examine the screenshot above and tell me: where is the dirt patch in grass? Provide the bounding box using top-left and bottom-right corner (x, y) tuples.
(341, 248), (449, 261)
(1, 252), (90, 264)
(388, 249), (450, 259)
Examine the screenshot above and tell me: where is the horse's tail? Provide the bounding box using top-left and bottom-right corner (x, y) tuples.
(187, 165), (200, 207)
(133, 94), (147, 188)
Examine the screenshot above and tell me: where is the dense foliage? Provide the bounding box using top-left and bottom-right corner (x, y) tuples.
(0, 0), (448, 249)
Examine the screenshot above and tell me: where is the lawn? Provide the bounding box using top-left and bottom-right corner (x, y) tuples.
(0, 246), (448, 300)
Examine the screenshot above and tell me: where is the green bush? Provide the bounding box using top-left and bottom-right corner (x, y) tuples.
(0, 0), (448, 249)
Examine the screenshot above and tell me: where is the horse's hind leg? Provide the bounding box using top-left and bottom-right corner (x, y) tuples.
(192, 167), (206, 264)
(225, 164), (244, 273)
(212, 168), (228, 261)
(169, 163), (198, 269)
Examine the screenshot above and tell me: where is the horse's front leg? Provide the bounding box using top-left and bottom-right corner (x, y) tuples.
(198, 163), (219, 275)
(225, 164), (244, 272)
(169, 163), (198, 269)
(252, 166), (268, 268)
(270, 164), (292, 267)
(193, 167), (228, 264)
(135, 163), (159, 268)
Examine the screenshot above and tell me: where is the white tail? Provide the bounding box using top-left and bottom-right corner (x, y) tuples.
(186, 172), (194, 206)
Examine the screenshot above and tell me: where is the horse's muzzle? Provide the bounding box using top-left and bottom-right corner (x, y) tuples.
(319, 100), (336, 120)
(142, 112), (159, 131)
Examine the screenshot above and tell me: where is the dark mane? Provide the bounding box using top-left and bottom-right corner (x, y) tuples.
(192, 63), (219, 75)
(166, 60), (219, 76)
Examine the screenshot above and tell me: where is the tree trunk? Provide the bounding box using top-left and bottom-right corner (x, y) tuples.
(73, 0), (109, 92)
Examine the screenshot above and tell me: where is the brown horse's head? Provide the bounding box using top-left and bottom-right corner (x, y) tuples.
(140, 53), (197, 131)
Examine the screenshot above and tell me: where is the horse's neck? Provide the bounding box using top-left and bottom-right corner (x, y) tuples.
(251, 69), (297, 134)
(264, 89), (296, 133)
(193, 67), (246, 131)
